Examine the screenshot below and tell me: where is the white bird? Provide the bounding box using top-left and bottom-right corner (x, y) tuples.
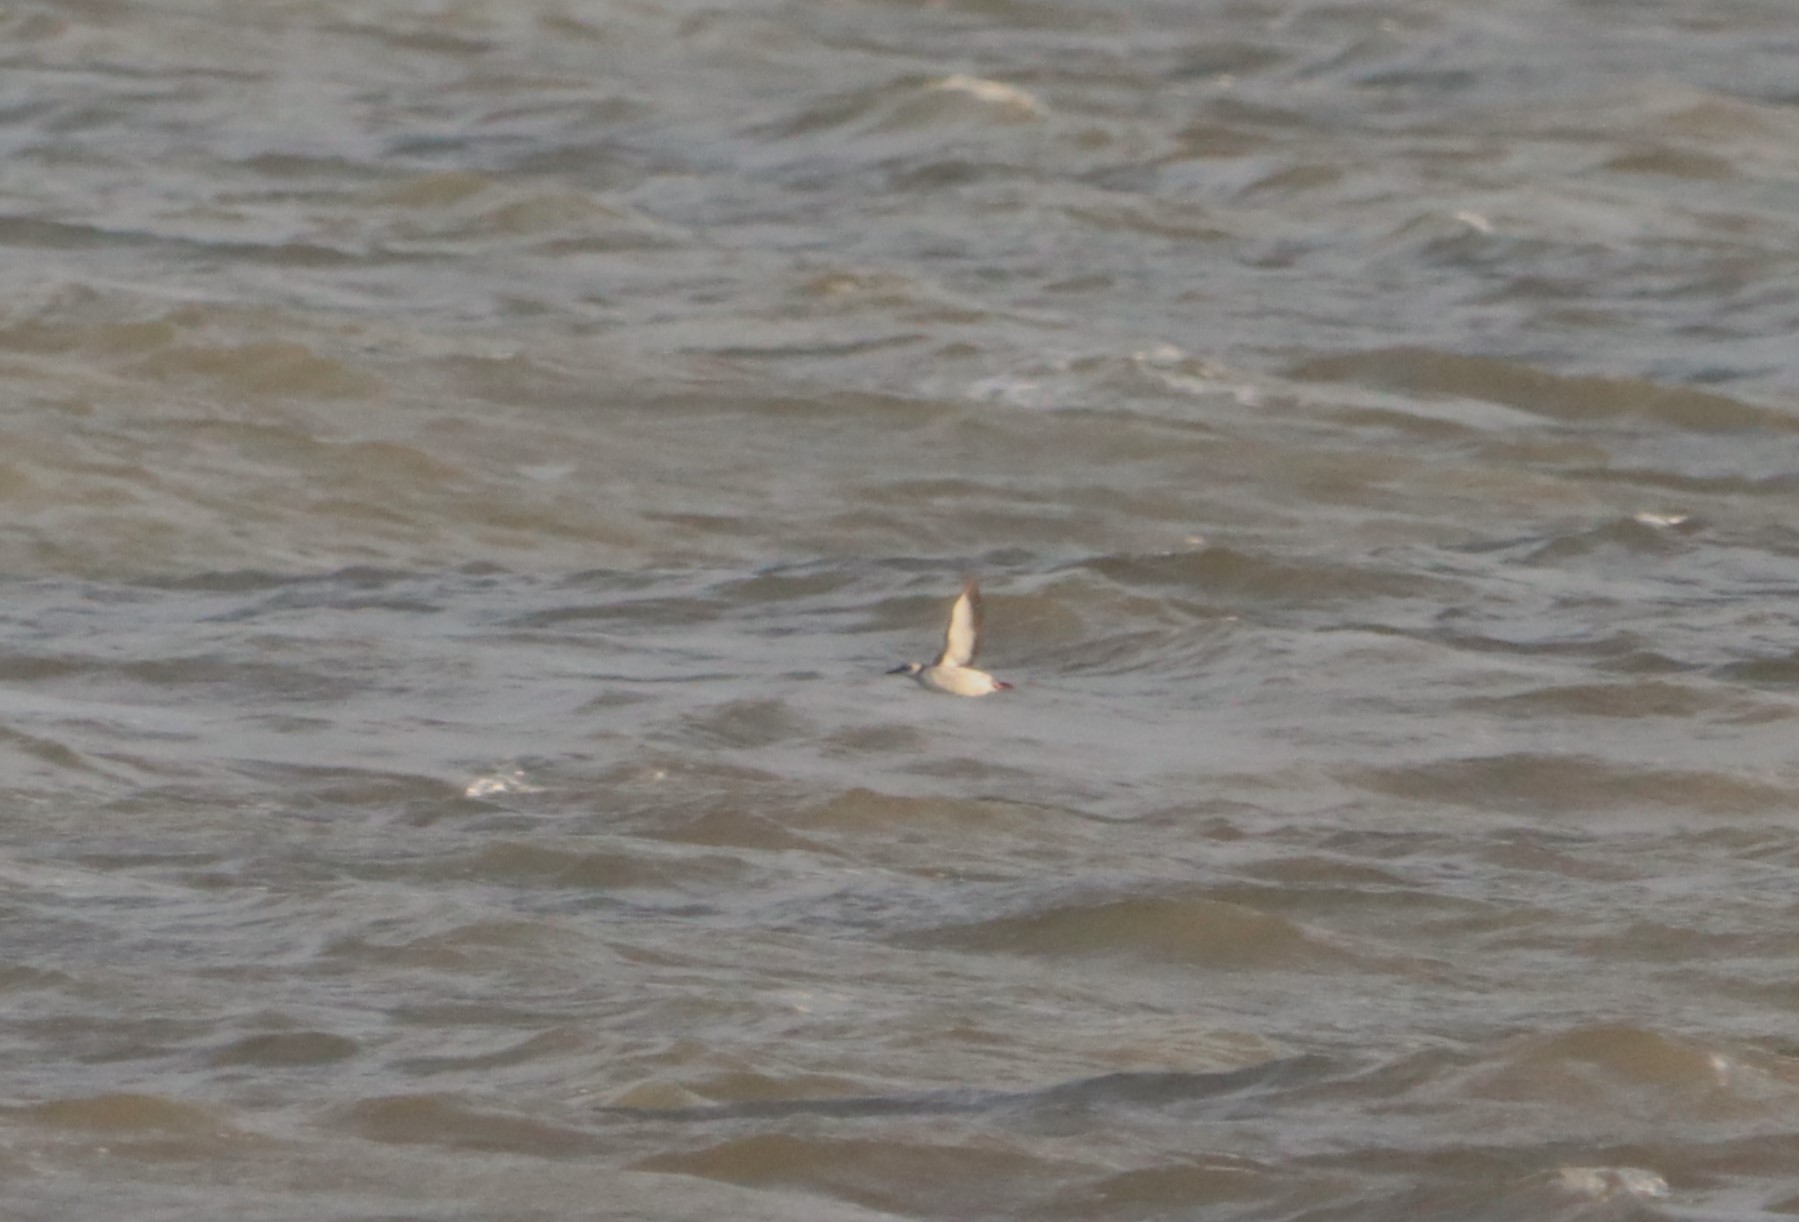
(888, 579), (1013, 696)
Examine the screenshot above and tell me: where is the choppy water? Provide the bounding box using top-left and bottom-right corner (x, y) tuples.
(5, 0), (1799, 1217)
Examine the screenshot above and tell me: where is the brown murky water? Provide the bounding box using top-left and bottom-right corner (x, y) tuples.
(5, 0), (1799, 1217)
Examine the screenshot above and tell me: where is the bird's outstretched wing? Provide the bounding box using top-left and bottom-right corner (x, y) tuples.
(936, 578), (983, 667)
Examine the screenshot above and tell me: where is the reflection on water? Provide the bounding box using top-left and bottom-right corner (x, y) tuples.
(3, 0), (1799, 1217)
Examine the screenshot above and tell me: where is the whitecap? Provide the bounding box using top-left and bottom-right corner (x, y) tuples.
(464, 769), (545, 798)
(928, 74), (1045, 116)
(1553, 1166), (1670, 1201)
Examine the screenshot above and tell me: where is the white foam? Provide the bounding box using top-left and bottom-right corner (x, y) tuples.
(1553, 1166), (1670, 1201)
(464, 769), (545, 798)
(928, 74), (1045, 116)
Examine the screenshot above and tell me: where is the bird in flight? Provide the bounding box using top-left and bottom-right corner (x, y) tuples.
(888, 578), (1013, 697)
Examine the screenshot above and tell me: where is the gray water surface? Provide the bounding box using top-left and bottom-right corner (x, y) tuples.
(5, 0), (1799, 1217)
